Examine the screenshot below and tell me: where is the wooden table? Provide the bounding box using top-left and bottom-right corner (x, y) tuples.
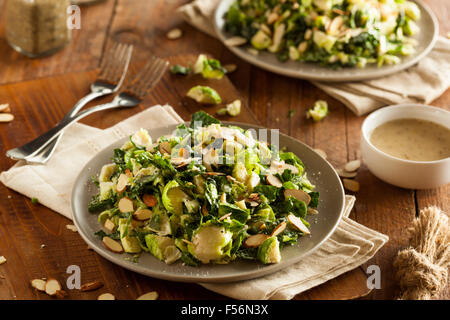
(0, 0), (448, 300)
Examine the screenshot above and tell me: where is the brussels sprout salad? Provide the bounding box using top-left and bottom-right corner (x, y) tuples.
(89, 111), (319, 266)
(224, 0), (421, 68)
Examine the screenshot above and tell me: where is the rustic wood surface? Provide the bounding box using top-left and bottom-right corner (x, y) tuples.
(0, 0), (448, 300)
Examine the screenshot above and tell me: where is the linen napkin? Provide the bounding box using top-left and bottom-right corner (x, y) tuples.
(177, 0), (450, 116)
(0, 105), (388, 300)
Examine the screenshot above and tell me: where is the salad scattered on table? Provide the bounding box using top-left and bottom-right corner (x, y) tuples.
(224, 0), (421, 68)
(89, 111), (319, 266)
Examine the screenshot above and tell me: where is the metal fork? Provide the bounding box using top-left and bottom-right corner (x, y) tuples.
(11, 42), (134, 163)
(6, 56), (168, 163)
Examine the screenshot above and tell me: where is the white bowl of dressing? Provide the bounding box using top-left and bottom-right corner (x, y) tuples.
(361, 104), (450, 189)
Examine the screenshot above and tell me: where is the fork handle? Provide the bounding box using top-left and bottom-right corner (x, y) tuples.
(6, 101), (121, 161)
(63, 91), (108, 120)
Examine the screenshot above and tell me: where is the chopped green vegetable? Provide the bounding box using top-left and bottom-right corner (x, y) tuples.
(288, 110), (295, 118)
(306, 100), (329, 122)
(217, 100), (242, 117)
(193, 54), (227, 79)
(31, 197), (39, 204)
(257, 236), (281, 264)
(170, 64), (191, 75)
(187, 86), (222, 104)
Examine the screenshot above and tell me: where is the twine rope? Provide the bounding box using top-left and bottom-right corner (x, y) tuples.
(394, 206), (450, 300)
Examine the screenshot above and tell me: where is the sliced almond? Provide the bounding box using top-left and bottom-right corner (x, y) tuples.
(80, 280), (104, 292)
(203, 172), (226, 176)
(284, 189), (311, 205)
(336, 168), (358, 178)
(0, 104), (10, 113)
(44, 278), (62, 296)
(0, 113), (14, 122)
(131, 219), (145, 228)
(0, 256), (6, 265)
(159, 141), (172, 155)
(116, 173), (129, 193)
(220, 193), (227, 204)
(344, 160), (361, 172)
(223, 64), (237, 73)
(102, 237), (124, 253)
(31, 279), (46, 291)
(243, 234), (269, 248)
(343, 179), (360, 192)
(327, 16), (344, 35)
(307, 207), (319, 215)
(267, 12), (279, 24)
(133, 208), (153, 221)
(104, 219), (116, 233)
(287, 214), (310, 234)
(271, 221), (287, 237)
(166, 28), (182, 40)
(142, 194), (157, 207)
(137, 291), (159, 300)
(98, 293), (115, 300)
(66, 224), (78, 232)
(118, 197), (134, 213)
(218, 213), (232, 221)
(266, 174), (282, 188)
(224, 36), (247, 47)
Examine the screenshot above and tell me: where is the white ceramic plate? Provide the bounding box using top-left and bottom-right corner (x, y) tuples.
(213, 0), (439, 82)
(71, 122), (345, 283)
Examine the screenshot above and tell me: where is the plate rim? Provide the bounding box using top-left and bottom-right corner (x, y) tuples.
(213, 0), (439, 82)
(71, 121), (345, 283)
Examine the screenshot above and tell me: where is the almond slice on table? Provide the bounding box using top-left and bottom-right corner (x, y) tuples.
(80, 280), (104, 292)
(343, 179), (360, 192)
(344, 160), (361, 172)
(104, 219), (116, 233)
(166, 28), (182, 40)
(31, 279), (46, 291)
(102, 237), (124, 253)
(116, 173), (129, 193)
(284, 189), (311, 205)
(98, 293), (115, 300)
(266, 174), (282, 188)
(243, 234), (270, 248)
(118, 197), (134, 213)
(224, 36), (247, 47)
(0, 256), (6, 264)
(287, 214), (310, 235)
(133, 208), (153, 221)
(336, 168), (358, 178)
(142, 194), (157, 207)
(44, 278), (62, 296)
(271, 222), (287, 237)
(66, 224), (78, 232)
(0, 104), (10, 113)
(0, 113), (14, 123)
(137, 291), (159, 300)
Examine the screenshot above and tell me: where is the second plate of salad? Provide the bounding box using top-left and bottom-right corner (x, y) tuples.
(214, 0), (438, 82)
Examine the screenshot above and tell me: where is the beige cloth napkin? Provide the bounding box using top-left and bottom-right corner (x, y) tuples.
(0, 105), (388, 300)
(177, 0), (450, 116)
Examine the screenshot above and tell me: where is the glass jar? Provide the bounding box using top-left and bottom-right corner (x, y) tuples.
(5, 0), (71, 58)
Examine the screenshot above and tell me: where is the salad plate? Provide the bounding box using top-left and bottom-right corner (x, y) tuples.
(71, 120), (345, 283)
(213, 0), (438, 82)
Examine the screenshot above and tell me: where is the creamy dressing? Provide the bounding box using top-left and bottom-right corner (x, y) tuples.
(370, 119), (450, 161)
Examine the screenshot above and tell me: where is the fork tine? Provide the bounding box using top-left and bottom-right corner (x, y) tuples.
(131, 59), (164, 97)
(133, 59), (168, 98)
(98, 42), (133, 84)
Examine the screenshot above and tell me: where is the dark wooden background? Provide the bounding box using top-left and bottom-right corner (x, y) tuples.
(0, 0), (448, 300)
